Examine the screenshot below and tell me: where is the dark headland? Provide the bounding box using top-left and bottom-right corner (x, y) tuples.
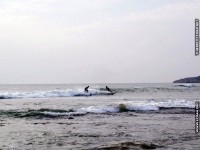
(173, 75), (200, 83)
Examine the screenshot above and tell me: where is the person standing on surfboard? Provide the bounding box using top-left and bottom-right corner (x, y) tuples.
(106, 86), (112, 93)
(84, 86), (89, 93)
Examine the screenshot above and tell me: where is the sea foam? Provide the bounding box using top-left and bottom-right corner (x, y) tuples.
(0, 89), (112, 99)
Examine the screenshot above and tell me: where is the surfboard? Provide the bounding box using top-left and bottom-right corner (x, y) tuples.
(99, 91), (116, 95)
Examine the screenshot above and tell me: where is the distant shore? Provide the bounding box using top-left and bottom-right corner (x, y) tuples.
(173, 76), (200, 83)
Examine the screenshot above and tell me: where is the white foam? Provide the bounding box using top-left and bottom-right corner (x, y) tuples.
(126, 105), (159, 111)
(31, 100), (196, 115)
(120, 99), (194, 110)
(177, 84), (193, 87)
(78, 106), (118, 113)
(157, 99), (194, 108)
(76, 103), (159, 114)
(0, 88), (110, 99)
(38, 99), (195, 115)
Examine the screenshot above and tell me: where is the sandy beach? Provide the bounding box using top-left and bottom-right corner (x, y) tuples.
(0, 112), (199, 150)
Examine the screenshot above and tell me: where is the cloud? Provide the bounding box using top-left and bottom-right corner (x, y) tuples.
(0, 0), (200, 83)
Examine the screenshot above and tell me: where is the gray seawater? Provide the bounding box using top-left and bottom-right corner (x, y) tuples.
(1, 83), (200, 150)
(0, 83), (199, 118)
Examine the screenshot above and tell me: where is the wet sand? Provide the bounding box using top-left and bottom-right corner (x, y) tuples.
(0, 112), (199, 150)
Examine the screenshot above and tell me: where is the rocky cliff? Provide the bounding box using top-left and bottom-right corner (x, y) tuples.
(173, 76), (200, 83)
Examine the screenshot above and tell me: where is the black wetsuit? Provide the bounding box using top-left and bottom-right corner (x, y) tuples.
(84, 86), (89, 93)
(106, 86), (112, 93)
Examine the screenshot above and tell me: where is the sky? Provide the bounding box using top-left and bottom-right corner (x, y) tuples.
(0, 0), (200, 84)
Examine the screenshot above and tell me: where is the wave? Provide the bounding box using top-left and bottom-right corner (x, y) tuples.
(0, 108), (82, 118)
(105, 86), (200, 93)
(1, 85), (200, 99)
(0, 100), (195, 118)
(175, 84), (194, 87)
(0, 89), (113, 99)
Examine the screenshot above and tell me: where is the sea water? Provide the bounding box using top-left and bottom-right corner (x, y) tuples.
(0, 83), (199, 118)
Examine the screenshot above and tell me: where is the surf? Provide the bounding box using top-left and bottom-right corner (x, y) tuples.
(0, 88), (114, 99)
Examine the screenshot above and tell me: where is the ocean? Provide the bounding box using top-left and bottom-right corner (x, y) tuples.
(0, 83), (199, 116)
(0, 83), (200, 149)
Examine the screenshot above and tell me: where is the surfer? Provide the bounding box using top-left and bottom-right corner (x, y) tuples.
(84, 86), (89, 93)
(106, 86), (112, 93)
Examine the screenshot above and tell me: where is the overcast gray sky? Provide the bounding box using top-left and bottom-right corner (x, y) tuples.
(0, 0), (200, 84)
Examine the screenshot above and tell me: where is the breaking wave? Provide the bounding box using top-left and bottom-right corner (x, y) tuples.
(175, 84), (194, 87)
(0, 99), (195, 118)
(1, 84), (200, 99)
(0, 89), (113, 99)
